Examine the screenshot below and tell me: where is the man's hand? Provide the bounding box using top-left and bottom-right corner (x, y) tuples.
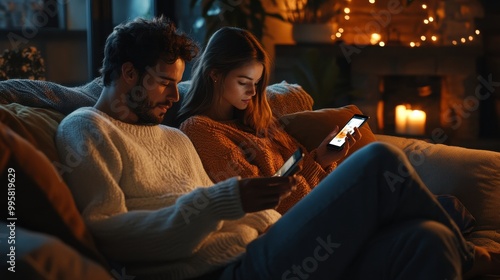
(239, 176), (298, 213)
(315, 126), (362, 169)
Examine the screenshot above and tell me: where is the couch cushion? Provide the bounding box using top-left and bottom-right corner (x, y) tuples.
(0, 223), (112, 280)
(375, 134), (500, 235)
(279, 104), (377, 164)
(0, 103), (64, 162)
(266, 81), (314, 117)
(0, 122), (108, 267)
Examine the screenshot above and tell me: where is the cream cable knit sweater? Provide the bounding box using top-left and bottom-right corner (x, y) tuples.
(56, 107), (281, 280)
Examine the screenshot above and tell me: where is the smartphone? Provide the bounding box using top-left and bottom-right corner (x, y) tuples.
(327, 114), (369, 150)
(273, 148), (304, 177)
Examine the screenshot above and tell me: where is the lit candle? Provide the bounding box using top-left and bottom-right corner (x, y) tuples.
(406, 110), (426, 135)
(395, 105), (408, 134)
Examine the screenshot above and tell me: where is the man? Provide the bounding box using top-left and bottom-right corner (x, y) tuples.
(57, 16), (492, 280)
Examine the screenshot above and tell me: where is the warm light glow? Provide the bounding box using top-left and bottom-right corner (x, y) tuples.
(431, 35), (437, 41)
(344, 7), (351, 14)
(461, 37), (466, 43)
(421, 35), (426, 41)
(379, 41), (385, 47)
(336, 32), (342, 38)
(424, 19), (429, 24)
(415, 42), (421, 47)
(338, 28), (344, 33)
(469, 36), (474, 41)
(475, 29), (480, 35)
(395, 105), (426, 135)
(422, 4), (427, 9)
(395, 105), (408, 134)
(370, 33), (381, 45)
(344, 15), (350, 20)
(452, 40), (457, 45)
(407, 110), (426, 135)
(428, 16), (434, 22)
(410, 42), (416, 47)
(369, 0), (375, 3)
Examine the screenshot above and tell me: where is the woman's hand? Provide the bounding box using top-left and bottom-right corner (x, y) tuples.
(239, 176), (298, 213)
(314, 126), (362, 169)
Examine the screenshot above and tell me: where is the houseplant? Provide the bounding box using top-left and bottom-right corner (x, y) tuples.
(0, 46), (45, 81)
(189, 0), (283, 44)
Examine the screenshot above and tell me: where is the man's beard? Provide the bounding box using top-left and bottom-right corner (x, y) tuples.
(125, 86), (164, 125)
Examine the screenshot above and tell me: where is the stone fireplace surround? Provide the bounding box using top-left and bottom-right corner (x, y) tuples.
(348, 44), (484, 144)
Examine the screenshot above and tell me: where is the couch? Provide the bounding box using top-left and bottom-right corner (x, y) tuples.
(0, 78), (499, 279)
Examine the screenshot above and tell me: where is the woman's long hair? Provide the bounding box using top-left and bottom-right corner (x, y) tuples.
(178, 27), (290, 145)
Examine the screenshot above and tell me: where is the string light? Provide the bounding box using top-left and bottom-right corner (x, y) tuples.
(452, 40), (458, 45)
(428, 16), (434, 22)
(338, 28), (344, 33)
(424, 19), (429, 24)
(344, 7), (350, 14)
(475, 29), (480, 35)
(369, 0), (375, 3)
(431, 35), (437, 41)
(344, 15), (350, 20)
(379, 41), (385, 47)
(422, 4), (427, 9)
(421, 35), (426, 41)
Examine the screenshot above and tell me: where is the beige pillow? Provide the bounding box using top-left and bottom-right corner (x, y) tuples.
(279, 105), (377, 163)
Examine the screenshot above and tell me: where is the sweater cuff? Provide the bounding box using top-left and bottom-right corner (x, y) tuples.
(205, 177), (246, 220)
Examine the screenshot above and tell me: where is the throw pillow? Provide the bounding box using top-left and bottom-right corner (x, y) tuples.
(279, 105), (377, 164)
(0, 103), (64, 162)
(0, 123), (108, 268)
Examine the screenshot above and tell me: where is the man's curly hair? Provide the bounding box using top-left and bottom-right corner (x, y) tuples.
(100, 16), (199, 86)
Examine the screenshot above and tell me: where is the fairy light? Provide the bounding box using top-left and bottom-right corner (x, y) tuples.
(424, 19), (429, 24)
(379, 41), (385, 47)
(475, 29), (480, 35)
(410, 42), (416, 47)
(422, 4), (427, 9)
(461, 37), (466, 43)
(338, 28), (344, 33)
(336, 32), (342, 38)
(421, 35), (426, 41)
(469, 36), (474, 41)
(370, 33), (381, 45)
(369, 0), (375, 3)
(428, 16), (434, 22)
(452, 40), (458, 45)
(431, 35), (437, 41)
(344, 7), (350, 14)
(344, 15), (350, 20)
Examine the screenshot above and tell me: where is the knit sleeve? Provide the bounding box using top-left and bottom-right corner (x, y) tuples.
(180, 117), (265, 181)
(56, 111), (246, 263)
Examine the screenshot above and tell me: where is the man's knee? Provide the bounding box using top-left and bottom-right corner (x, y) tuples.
(407, 220), (462, 261)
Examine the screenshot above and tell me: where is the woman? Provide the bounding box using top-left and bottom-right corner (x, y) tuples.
(177, 27), (361, 214)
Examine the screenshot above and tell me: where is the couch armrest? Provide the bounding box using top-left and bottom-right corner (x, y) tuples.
(375, 134), (500, 235)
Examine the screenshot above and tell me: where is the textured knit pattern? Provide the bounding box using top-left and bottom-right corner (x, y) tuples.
(266, 81), (314, 117)
(180, 115), (335, 214)
(0, 78), (102, 114)
(56, 107), (281, 280)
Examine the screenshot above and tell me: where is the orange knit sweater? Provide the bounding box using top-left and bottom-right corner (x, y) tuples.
(180, 115), (335, 213)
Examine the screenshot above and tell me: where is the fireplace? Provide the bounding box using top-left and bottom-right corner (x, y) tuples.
(380, 75), (441, 137)
(349, 45), (482, 144)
